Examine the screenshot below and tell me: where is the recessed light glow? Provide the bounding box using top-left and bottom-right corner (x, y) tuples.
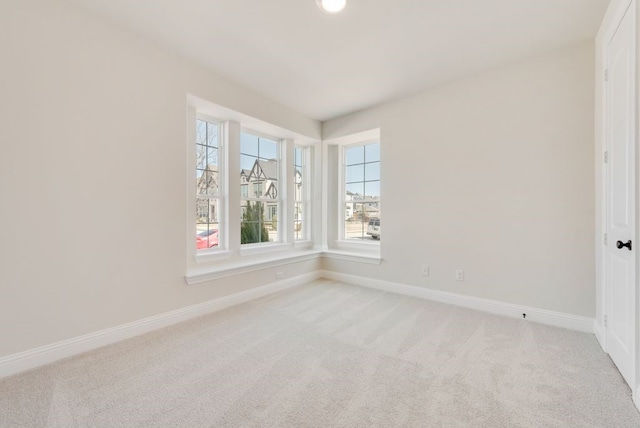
(317, 0), (347, 14)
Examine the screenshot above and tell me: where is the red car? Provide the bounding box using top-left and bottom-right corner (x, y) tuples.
(196, 229), (218, 249)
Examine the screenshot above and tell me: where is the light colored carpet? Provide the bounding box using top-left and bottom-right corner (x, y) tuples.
(1, 279), (639, 427)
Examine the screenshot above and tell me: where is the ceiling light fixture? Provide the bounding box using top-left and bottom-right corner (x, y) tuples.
(317, 0), (347, 14)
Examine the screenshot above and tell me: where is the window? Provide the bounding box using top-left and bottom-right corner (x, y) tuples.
(294, 146), (307, 240)
(240, 132), (280, 245)
(195, 118), (223, 251)
(344, 142), (380, 241)
(187, 97), (317, 275)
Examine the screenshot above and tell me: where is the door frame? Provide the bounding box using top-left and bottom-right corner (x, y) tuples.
(596, 0), (639, 407)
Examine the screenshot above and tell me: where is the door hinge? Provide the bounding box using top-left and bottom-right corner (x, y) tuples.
(604, 151), (609, 164)
(605, 69), (609, 82)
(604, 233), (608, 245)
(604, 315), (608, 328)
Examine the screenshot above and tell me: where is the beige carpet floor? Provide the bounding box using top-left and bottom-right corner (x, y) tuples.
(1, 279), (639, 427)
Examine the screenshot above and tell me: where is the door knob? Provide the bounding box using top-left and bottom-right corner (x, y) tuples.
(616, 240), (632, 250)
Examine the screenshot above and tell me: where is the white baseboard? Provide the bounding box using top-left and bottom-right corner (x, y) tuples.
(320, 270), (595, 333)
(0, 271), (321, 379)
(594, 320), (607, 352)
(0, 268), (596, 379)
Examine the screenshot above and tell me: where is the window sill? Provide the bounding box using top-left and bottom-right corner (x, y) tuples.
(335, 239), (380, 251)
(239, 242), (291, 257)
(323, 250), (382, 265)
(186, 249), (321, 285)
(293, 240), (314, 250)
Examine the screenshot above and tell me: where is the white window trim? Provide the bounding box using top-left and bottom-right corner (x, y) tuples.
(195, 115), (227, 256)
(320, 128), (381, 254)
(186, 94), (320, 280)
(337, 138), (381, 251)
(239, 128), (284, 245)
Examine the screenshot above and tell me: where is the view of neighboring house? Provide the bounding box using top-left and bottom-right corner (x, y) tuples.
(196, 164), (219, 222)
(242, 159), (279, 221)
(197, 159), (281, 225)
(346, 190), (380, 221)
(199, 156), (380, 237)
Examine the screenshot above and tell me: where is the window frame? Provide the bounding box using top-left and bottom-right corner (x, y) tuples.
(293, 145), (311, 242)
(186, 96), (320, 279)
(338, 139), (381, 247)
(195, 115), (226, 255)
(239, 128), (284, 247)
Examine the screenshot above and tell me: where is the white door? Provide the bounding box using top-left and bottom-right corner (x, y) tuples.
(605, 1), (636, 388)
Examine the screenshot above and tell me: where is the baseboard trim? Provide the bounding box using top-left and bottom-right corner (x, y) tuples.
(0, 271), (321, 379)
(320, 270), (594, 333)
(594, 320), (607, 352)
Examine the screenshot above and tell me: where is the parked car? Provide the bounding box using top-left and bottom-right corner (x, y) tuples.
(367, 218), (380, 239)
(196, 229), (218, 249)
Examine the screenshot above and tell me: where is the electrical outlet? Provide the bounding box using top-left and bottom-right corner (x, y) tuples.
(455, 269), (464, 281)
(275, 271), (284, 280)
(421, 265), (429, 277)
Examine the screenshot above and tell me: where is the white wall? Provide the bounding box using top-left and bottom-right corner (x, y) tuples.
(0, 0), (598, 361)
(323, 42), (596, 317)
(0, 0), (321, 358)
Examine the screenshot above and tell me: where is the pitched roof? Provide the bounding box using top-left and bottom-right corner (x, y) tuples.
(251, 159), (278, 181)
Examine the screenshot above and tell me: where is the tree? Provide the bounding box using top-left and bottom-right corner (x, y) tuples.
(241, 202), (270, 244)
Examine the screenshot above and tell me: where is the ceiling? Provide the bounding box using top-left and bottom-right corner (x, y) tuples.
(64, 0), (610, 121)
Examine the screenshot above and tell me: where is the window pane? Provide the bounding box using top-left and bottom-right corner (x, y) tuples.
(252, 182), (262, 197)
(241, 154), (256, 173)
(346, 182), (364, 199)
(196, 170), (216, 195)
(240, 133), (259, 156)
(196, 198), (220, 250)
(259, 138), (278, 161)
(240, 201), (277, 244)
(258, 159), (278, 182)
(294, 202), (302, 219)
(294, 147), (306, 241)
(196, 120), (207, 145)
(346, 164), (365, 183)
(295, 221), (303, 239)
(294, 202), (304, 240)
(345, 146), (364, 165)
(196, 226), (219, 250)
(196, 118), (224, 251)
(241, 134), (281, 246)
(345, 205), (366, 239)
(294, 147), (302, 167)
(364, 181), (380, 199)
(344, 202), (354, 221)
(207, 122), (218, 147)
(295, 181), (303, 201)
(365, 143), (380, 162)
(207, 146), (218, 169)
(203, 171), (219, 195)
(196, 170), (203, 194)
(344, 141), (380, 242)
(196, 145), (207, 170)
(240, 221), (263, 244)
(364, 162), (380, 181)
